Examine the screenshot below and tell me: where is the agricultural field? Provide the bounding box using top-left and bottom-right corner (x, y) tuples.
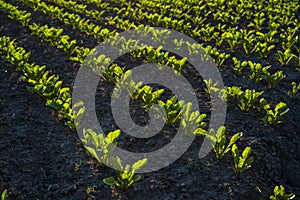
(0, 0), (300, 199)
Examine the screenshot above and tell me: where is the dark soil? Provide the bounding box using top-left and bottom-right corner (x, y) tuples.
(0, 1), (300, 199)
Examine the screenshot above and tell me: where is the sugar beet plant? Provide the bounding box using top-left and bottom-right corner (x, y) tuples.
(261, 70), (285, 88)
(139, 85), (164, 111)
(29, 23), (78, 57)
(20, 0), (115, 41)
(85, 53), (124, 83)
(241, 29), (257, 55)
(255, 41), (275, 58)
(236, 89), (263, 112)
(200, 126), (243, 159)
(230, 58), (285, 87)
(270, 185), (295, 200)
(219, 86), (241, 102)
(287, 82), (300, 97)
(232, 57), (248, 75)
(248, 62), (270, 82)
(259, 98), (289, 125)
(81, 129), (120, 166)
(204, 45), (230, 67)
(231, 144), (254, 173)
(0, 35), (150, 191)
(277, 49), (296, 66)
(112, 70), (165, 111)
(103, 157), (147, 189)
(156, 96), (184, 124)
(181, 102), (207, 135)
(204, 79), (220, 95)
(112, 70), (143, 100)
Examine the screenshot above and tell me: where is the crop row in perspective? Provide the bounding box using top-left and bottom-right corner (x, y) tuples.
(0, 0), (299, 198)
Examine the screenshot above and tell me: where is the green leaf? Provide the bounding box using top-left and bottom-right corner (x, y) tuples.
(194, 128), (207, 136)
(85, 129), (99, 147)
(274, 102), (287, 112)
(231, 144), (239, 163)
(106, 130), (121, 143)
(132, 174), (141, 182)
(183, 102), (192, 120)
(59, 87), (70, 94)
(112, 156), (123, 171)
(226, 132), (242, 150)
(1, 189), (7, 200)
(245, 156), (254, 165)
(103, 177), (116, 185)
(85, 146), (100, 163)
(132, 158), (148, 171)
(242, 146), (252, 158)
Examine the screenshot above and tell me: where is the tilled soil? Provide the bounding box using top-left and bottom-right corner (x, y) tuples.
(0, 1), (300, 199)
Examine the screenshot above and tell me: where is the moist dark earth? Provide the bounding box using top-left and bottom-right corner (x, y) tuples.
(1, 1), (300, 199)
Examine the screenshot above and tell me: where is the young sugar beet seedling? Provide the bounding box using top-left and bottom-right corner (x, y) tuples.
(277, 49), (296, 66)
(26, 70), (60, 99)
(20, 64), (46, 83)
(248, 12), (265, 31)
(241, 29), (257, 55)
(81, 129), (121, 166)
(103, 157), (147, 189)
(139, 85), (164, 111)
(261, 70), (285, 88)
(173, 38), (184, 50)
(101, 64), (124, 83)
(255, 42), (275, 58)
(280, 27), (298, 50)
(270, 185), (295, 200)
(156, 96), (184, 124)
(232, 57), (248, 75)
(61, 101), (76, 129)
(59, 37), (78, 57)
(4, 45), (30, 69)
(205, 45), (230, 67)
(199, 126), (242, 159)
(67, 101), (85, 130)
(248, 61), (271, 82)
(85, 53), (124, 83)
(199, 23), (215, 42)
(0, 37), (77, 129)
(222, 29), (241, 50)
(287, 82), (300, 97)
(85, 53), (110, 75)
(69, 47), (91, 63)
(46, 85), (71, 112)
(256, 30), (277, 47)
(186, 42), (203, 55)
(231, 144), (253, 173)
(213, 10), (229, 23)
(182, 102), (207, 135)
(219, 86), (242, 102)
(204, 79), (220, 95)
(259, 98), (289, 125)
(112, 70), (143, 100)
(237, 89), (263, 112)
(213, 31), (224, 47)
